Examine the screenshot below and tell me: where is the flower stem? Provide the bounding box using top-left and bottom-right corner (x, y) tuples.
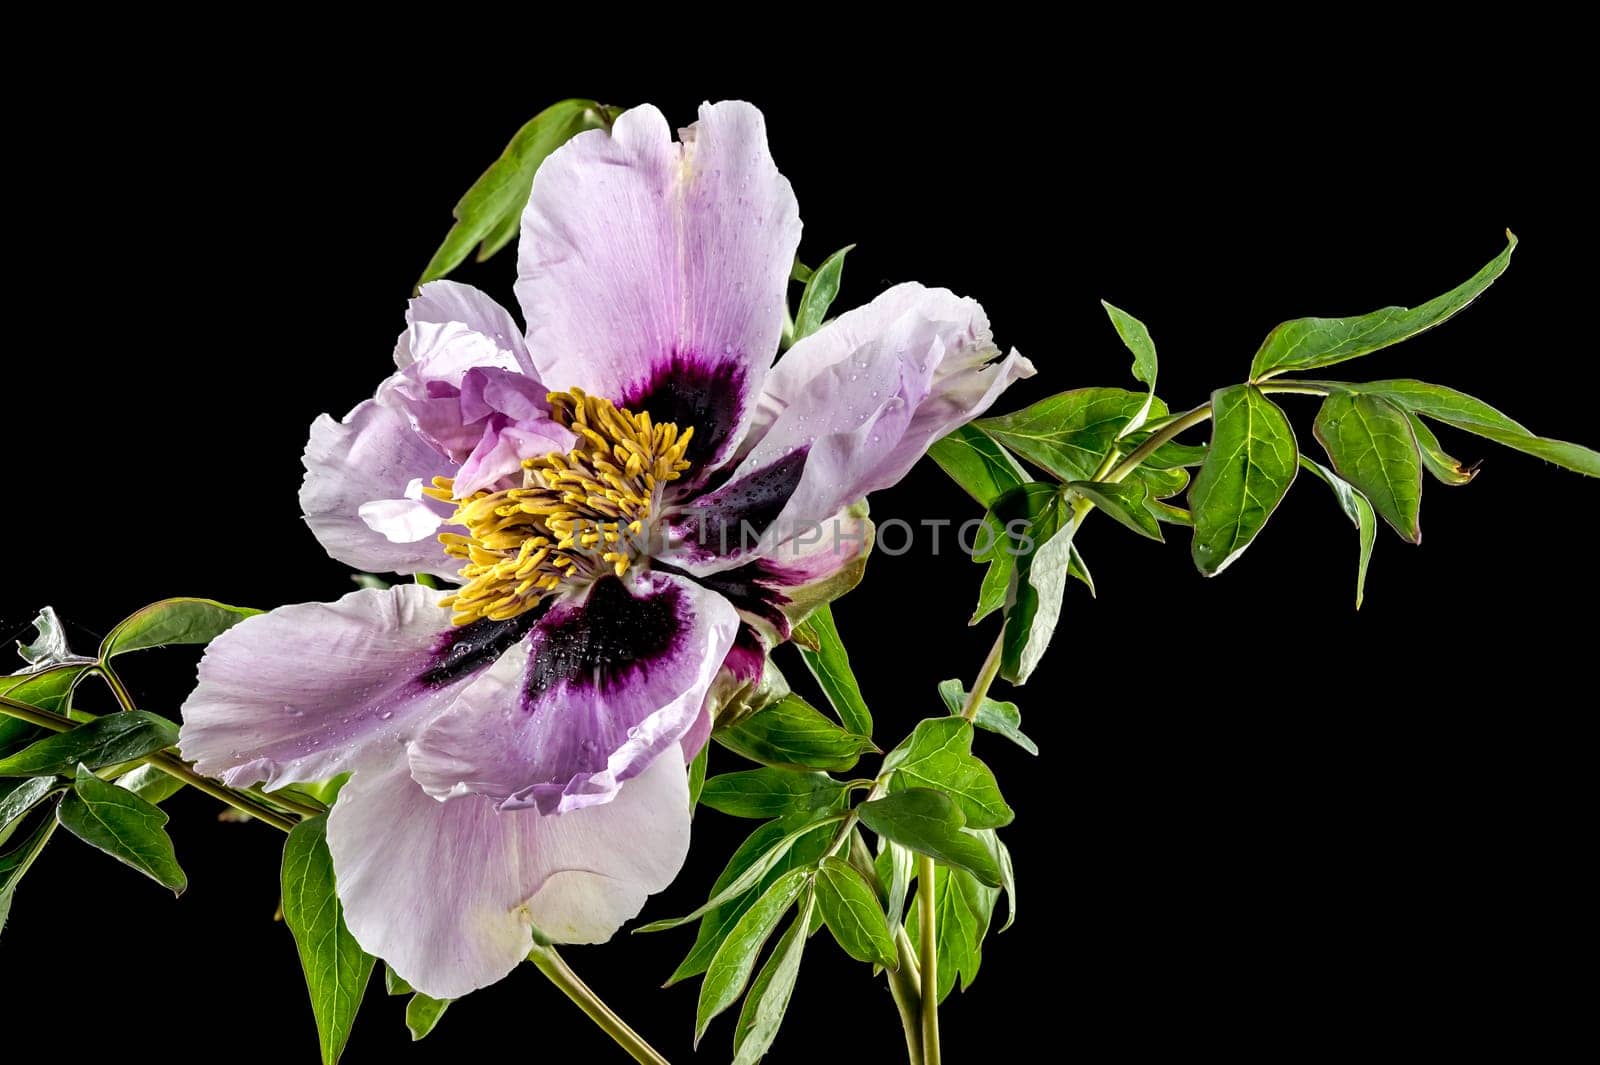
(527, 943), (672, 1065)
(1105, 402), (1213, 484)
(917, 854), (942, 1065)
(0, 694), (299, 833)
(958, 636), (1005, 723)
(848, 830), (923, 1065)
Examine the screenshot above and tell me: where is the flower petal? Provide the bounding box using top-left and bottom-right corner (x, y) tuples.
(395, 279), (532, 376)
(300, 400), (459, 580)
(670, 284), (1033, 568)
(178, 585), (533, 789)
(329, 740), (690, 1000)
(515, 101), (800, 476)
(408, 571), (738, 814)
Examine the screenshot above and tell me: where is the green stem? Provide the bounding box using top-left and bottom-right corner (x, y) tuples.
(92, 664), (137, 716)
(0, 694), (298, 833)
(848, 831), (924, 1065)
(958, 636), (1005, 723)
(1104, 402), (1213, 484)
(917, 854), (941, 1065)
(527, 944), (672, 1065)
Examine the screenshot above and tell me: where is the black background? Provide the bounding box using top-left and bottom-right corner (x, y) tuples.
(3, 45), (1594, 1063)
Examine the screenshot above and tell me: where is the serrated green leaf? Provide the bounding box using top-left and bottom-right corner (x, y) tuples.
(905, 864), (998, 1002)
(814, 856), (896, 968)
(282, 814), (374, 1065)
(114, 764), (185, 805)
(700, 769), (846, 819)
(664, 811), (841, 985)
(1249, 233), (1516, 380)
(1, 813), (57, 938)
(1189, 385), (1298, 576)
(1, 777), (59, 847)
(977, 388), (1168, 482)
(1068, 479), (1163, 541)
(856, 790), (1002, 886)
(1101, 300), (1158, 436)
(1312, 392), (1423, 542)
(1297, 458), (1378, 609)
(1305, 379), (1600, 478)
(0, 712), (178, 777)
(56, 764), (185, 893)
(929, 424), (1032, 507)
(936, 680), (1037, 756)
(715, 694), (875, 772)
(886, 718), (1013, 829)
(792, 245), (853, 342)
(792, 604), (871, 737)
(731, 896), (813, 1064)
(418, 99), (612, 286)
(405, 993), (450, 1041)
(1407, 413), (1477, 485)
(697, 868), (810, 1043)
(641, 811), (844, 935)
(100, 598), (259, 659)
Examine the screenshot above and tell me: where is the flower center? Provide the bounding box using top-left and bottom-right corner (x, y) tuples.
(425, 388), (695, 626)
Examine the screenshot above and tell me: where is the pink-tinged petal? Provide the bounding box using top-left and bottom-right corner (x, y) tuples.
(300, 400), (458, 580)
(357, 479), (444, 543)
(453, 417), (571, 499)
(394, 279), (532, 376)
(329, 741), (690, 1000)
(408, 571), (738, 815)
(515, 101), (800, 477)
(178, 585), (536, 789)
(671, 284), (1033, 568)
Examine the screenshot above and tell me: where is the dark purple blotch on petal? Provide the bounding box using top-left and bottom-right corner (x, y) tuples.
(622, 350), (746, 472)
(671, 447), (809, 560)
(524, 577), (686, 701)
(722, 623), (768, 683)
(660, 558), (804, 640)
(419, 609), (544, 689)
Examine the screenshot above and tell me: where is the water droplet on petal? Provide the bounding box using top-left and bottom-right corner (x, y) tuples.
(379, 711), (394, 721)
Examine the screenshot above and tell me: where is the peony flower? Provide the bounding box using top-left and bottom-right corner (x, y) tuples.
(178, 100), (1033, 999)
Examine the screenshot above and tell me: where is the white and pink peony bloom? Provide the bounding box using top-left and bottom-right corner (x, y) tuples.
(178, 101), (1032, 999)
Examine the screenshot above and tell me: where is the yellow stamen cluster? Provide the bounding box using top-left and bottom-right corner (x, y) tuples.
(425, 388), (695, 626)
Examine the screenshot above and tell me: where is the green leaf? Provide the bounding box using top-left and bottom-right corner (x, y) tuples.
(792, 245), (853, 343)
(876, 838), (915, 932)
(418, 99), (612, 286)
(405, 993), (450, 1041)
(977, 388), (1166, 482)
(1297, 458), (1378, 609)
(1, 814), (57, 937)
(697, 868), (811, 1043)
(1067, 480), (1163, 542)
(1408, 413), (1478, 485)
(1188, 385), (1299, 576)
(715, 694), (876, 772)
(856, 790), (1002, 886)
(56, 764), (185, 893)
(1312, 392), (1423, 542)
(929, 424), (1031, 507)
(1004, 490), (1081, 685)
(905, 864), (998, 1002)
(1101, 300), (1158, 435)
(1067, 542), (1096, 597)
(814, 856), (896, 968)
(731, 896), (814, 1064)
(1113, 433), (1208, 469)
(700, 769), (846, 819)
(688, 743), (709, 813)
(100, 598), (259, 659)
(664, 811), (841, 985)
(789, 258), (813, 283)
(384, 964), (412, 995)
(936, 680), (1037, 756)
(640, 811), (844, 934)
(282, 814), (375, 1065)
(0, 664), (86, 718)
(115, 764), (186, 805)
(1, 777), (58, 847)
(1309, 379), (1600, 478)
(1249, 232), (1517, 380)
(0, 712), (178, 777)
(886, 718), (1013, 829)
(792, 604), (872, 737)
(973, 829), (1017, 933)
